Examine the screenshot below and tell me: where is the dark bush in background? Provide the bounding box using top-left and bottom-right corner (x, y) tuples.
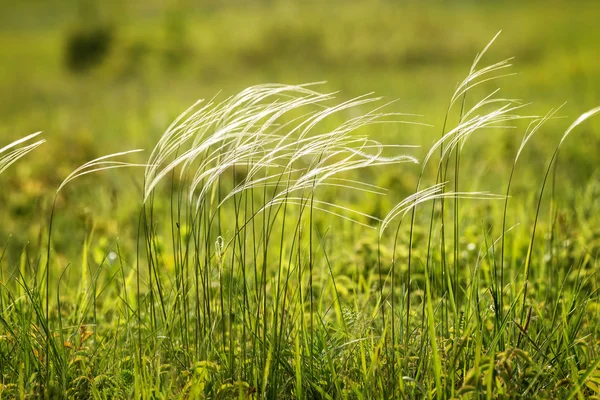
(64, 24), (113, 73)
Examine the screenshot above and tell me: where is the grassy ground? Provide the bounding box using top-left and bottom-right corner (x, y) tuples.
(1, 1), (600, 398)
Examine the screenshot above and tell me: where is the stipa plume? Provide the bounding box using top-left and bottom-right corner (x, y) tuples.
(0, 132), (45, 175)
(424, 32), (535, 170)
(57, 149), (146, 193)
(449, 31), (516, 109)
(383, 32), (528, 239)
(379, 182), (504, 234)
(144, 83), (425, 228)
(422, 100), (531, 167)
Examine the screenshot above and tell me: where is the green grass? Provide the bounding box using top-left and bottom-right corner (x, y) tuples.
(2, 1), (600, 399)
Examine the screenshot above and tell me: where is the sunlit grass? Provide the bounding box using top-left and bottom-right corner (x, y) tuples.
(1, 35), (600, 399)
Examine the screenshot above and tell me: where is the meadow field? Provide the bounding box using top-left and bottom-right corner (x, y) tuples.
(1, 0), (600, 398)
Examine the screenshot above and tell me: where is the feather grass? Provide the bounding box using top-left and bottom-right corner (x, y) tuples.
(0, 132), (45, 175)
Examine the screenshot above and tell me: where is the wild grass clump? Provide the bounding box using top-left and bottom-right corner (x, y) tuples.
(1, 35), (600, 399)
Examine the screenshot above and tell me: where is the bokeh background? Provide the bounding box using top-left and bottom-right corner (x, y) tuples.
(1, 0), (599, 261)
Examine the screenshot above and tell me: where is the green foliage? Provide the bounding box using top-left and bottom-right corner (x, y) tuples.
(1, 1), (600, 399)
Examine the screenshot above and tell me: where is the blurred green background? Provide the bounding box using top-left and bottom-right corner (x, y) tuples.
(1, 0), (599, 261)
